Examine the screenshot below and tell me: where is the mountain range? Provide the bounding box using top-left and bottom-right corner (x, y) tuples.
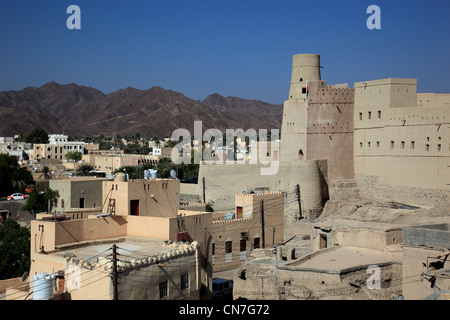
(0, 82), (283, 139)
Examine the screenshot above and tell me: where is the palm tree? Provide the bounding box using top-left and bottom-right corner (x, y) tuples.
(41, 165), (51, 180)
(76, 164), (94, 176)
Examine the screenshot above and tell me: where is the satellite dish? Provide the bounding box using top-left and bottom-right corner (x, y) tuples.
(170, 169), (177, 179)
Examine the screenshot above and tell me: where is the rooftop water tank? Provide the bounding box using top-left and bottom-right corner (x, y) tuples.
(114, 172), (126, 182)
(33, 273), (54, 300)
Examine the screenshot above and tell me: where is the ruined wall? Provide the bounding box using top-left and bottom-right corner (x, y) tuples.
(233, 250), (402, 300)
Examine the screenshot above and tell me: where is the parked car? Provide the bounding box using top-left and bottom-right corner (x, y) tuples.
(212, 278), (233, 299)
(7, 193), (29, 201)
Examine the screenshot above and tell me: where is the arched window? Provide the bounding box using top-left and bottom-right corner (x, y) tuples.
(298, 149), (304, 160)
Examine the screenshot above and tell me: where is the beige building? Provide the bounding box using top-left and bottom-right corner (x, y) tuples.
(82, 153), (160, 175)
(233, 219), (404, 300)
(102, 174), (179, 217)
(209, 191), (285, 272)
(31, 134), (85, 161)
(49, 178), (110, 215)
(353, 78), (450, 204)
(4, 214), (208, 300)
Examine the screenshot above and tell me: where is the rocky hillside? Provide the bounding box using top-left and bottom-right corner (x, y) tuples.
(0, 82), (283, 138)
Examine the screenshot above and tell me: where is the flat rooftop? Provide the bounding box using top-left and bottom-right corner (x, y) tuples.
(287, 246), (401, 272)
(51, 236), (194, 265)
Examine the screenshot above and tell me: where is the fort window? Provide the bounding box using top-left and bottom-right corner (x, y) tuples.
(300, 78), (303, 82)
(401, 141), (405, 149)
(368, 112), (372, 119)
(298, 149), (304, 160)
(236, 206), (243, 219)
(427, 137), (430, 141)
(359, 113), (362, 120)
(437, 144), (441, 152)
(368, 142), (371, 148)
(411, 141), (415, 150)
(378, 110), (382, 119)
(426, 144), (430, 151)
(254, 236), (260, 249)
(181, 274), (189, 290)
(302, 87), (307, 94)
(159, 281), (168, 299)
(390, 141), (394, 149)
(376, 141), (380, 147)
(240, 239), (247, 261)
(225, 238), (233, 263)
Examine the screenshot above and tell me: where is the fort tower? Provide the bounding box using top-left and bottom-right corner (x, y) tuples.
(288, 54), (321, 100)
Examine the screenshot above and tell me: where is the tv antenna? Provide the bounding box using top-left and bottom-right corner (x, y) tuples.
(88, 112), (137, 169)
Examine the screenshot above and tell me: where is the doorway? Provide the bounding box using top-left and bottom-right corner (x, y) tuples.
(130, 200), (140, 216)
(320, 234), (328, 249)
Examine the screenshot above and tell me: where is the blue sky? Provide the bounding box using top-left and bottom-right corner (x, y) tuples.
(0, 0), (449, 104)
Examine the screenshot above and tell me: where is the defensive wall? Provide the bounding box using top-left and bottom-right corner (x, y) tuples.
(195, 159), (328, 224)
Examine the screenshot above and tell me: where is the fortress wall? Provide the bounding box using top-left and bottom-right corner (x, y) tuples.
(354, 78), (450, 194)
(417, 93), (450, 107)
(280, 99), (308, 162)
(306, 81), (355, 181)
(197, 159), (328, 224)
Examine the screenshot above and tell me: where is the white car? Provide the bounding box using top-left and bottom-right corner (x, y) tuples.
(7, 193), (29, 201)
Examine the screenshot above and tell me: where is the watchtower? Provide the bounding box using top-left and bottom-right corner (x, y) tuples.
(288, 54), (321, 100)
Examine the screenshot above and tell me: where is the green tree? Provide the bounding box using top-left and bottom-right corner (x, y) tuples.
(23, 126), (49, 144)
(66, 151), (82, 162)
(113, 166), (141, 179)
(22, 187), (60, 215)
(156, 157), (176, 178)
(0, 154), (33, 196)
(0, 219), (30, 280)
(75, 164), (94, 176)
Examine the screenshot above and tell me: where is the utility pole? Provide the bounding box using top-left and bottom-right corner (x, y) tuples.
(202, 177), (206, 204)
(260, 200), (265, 249)
(112, 244), (118, 300)
(296, 184), (303, 220)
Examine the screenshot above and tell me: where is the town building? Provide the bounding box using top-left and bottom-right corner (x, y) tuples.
(101, 173), (178, 217)
(49, 178), (110, 216)
(31, 134), (85, 161)
(208, 191), (284, 272)
(233, 218), (404, 300)
(4, 213), (208, 300)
